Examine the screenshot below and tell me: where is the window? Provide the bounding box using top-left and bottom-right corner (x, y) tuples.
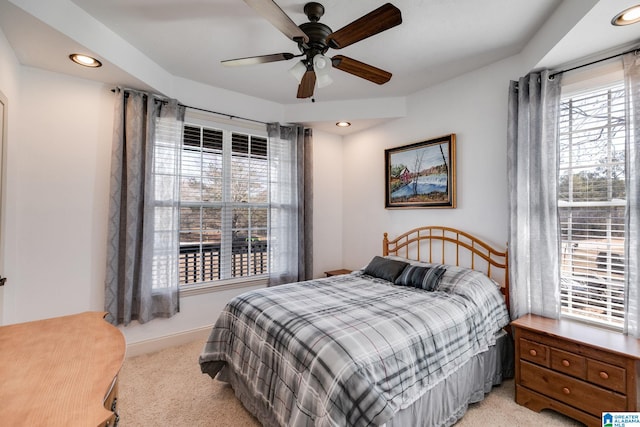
(179, 113), (269, 287)
(558, 64), (626, 327)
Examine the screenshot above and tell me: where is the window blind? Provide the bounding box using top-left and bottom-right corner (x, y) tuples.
(558, 75), (626, 327)
(179, 122), (269, 286)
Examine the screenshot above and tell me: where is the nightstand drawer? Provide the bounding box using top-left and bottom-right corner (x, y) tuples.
(551, 348), (586, 379)
(520, 360), (627, 416)
(587, 359), (626, 393)
(519, 338), (549, 366)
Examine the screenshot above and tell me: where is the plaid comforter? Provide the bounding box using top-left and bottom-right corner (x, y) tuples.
(199, 264), (510, 427)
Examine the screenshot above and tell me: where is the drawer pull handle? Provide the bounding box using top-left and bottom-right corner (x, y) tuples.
(562, 387), (571, 395)
(599, 371), (609, 380)
(529, 349), (537, 357)
(562, 359), (570, 367)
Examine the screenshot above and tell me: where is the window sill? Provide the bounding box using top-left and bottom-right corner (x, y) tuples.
(560, 312), (623, 333)
(179, 276), (268, 297)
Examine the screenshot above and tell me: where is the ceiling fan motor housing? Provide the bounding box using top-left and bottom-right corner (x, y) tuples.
(298, 22), (332, 67)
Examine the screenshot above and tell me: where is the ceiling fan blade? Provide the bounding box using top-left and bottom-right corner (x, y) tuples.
(297, 70), (316, 98)
(327, 3), (402, 49)
(331, 55), (392, 85)
(222, 53), (295, 66)
(243, 0), (309, 43)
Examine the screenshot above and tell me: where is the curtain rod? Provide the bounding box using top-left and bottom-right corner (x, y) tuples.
(549, 47), (639, 79)
(181, 104), (267, 125)
(110, 88), (267, 125)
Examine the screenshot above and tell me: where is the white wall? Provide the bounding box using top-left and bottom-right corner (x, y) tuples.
(2, 66), (113, 324)
(341, 55), (522, 270)
(0, 22), (20, 101)
(0, 26), (20, 325)
(311, 130), (344, 276)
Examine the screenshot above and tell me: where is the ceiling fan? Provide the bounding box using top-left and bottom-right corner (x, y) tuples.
(222, 1), (402, 99)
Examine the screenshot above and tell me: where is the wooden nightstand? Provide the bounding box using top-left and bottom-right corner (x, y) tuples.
(324, 269), (352, 277)
(512, 314), (640, 427)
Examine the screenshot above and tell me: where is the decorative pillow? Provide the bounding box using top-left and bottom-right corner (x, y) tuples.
(395, 264), (447, 291)
(363, 256), (408, 282)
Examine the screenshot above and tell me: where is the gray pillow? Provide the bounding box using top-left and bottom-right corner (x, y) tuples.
(363, 256), (408, 282)
(395, 264), (446, 291)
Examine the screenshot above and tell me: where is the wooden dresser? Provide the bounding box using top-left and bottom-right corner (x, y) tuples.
(512, 314), (640, 427)
(0, 311), (126, 426)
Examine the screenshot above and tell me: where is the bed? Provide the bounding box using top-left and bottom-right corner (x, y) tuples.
(200, 226), (513, 427)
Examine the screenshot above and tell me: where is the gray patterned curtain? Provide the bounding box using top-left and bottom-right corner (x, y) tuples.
(105, 89), (185, 325)
(267, 124), (313, 285)
(623, 52), (640, 337)
(507, 70), (562, 320)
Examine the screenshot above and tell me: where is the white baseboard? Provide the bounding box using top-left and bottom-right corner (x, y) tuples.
(125, 325), (212, 358)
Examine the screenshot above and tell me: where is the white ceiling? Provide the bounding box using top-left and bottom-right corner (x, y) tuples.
(0, 0), (639, 134)
(62, 0), (561, 104)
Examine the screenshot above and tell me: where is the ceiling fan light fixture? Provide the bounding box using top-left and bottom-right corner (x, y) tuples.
(313, 54), (331, 72)
(289, 60), (307, 83)
(316, 74), (333, 89)
(612, 5), (640, 26)
(313, 54), (333, 88)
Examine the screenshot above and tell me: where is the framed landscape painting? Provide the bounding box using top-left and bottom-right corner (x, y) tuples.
(385, 134), (456, 209)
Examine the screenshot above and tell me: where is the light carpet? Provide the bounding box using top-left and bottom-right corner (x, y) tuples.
(117, 339), (585, 426)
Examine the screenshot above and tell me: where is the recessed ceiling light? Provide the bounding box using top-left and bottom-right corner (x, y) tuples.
(612, 5), (640, 26)
(69, 53), (102, 68)
(336, 121), (351, 127)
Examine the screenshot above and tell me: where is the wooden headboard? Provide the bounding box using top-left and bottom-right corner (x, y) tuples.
(383, 226), (510, 313)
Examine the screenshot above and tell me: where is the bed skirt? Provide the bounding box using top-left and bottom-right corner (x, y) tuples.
(215, 330), (513, 427)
